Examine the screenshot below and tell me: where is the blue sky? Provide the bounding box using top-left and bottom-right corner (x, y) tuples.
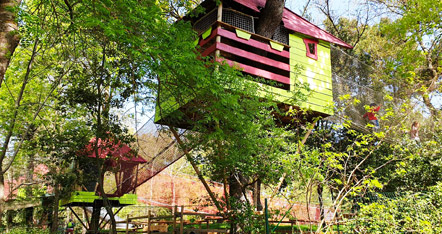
(286, 0), (381, 28)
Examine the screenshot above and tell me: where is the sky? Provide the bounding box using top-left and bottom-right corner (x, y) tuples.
(286, 0), (382, 28)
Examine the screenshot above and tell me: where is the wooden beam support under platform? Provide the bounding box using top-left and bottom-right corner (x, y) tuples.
(68, 206), (89, 230)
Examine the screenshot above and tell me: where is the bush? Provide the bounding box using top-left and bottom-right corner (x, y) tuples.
(345, 183), (442, 233)
(2, 226), (51, 234)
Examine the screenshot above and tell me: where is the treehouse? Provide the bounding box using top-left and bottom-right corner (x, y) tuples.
(60, 138), (147, 232)
(155, 0), (353, 127)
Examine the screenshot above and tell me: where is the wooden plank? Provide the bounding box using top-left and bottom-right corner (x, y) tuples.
(125, 214), (130, 234)
(179, 206), (184, 234)
(201, 43), (216, 57)
(218, 58), (291, 84)
(294, 73), (333, 88)
(217, 28), (290, 58)
(290, 49), (332, 67)
(180, 212), (223, 217)
(216, 42), (290, 72)
(147, 210), (151, 234)
(173, 206), (177, 234)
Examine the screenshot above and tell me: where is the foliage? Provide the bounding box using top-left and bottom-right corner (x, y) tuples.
(1, 226), (51, 234)
(345, 183), (442, 233)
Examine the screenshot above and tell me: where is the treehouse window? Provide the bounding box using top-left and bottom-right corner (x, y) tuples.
(303, 38), (318, 60)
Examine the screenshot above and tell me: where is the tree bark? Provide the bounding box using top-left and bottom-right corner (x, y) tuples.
(256, 0), (285, 38)
(252, 179), (263, 211)
(0, 0), (21, 88)
(317, 184), (324, 229)
(50, 185), (60, 234)
(24, 153), (35, 227)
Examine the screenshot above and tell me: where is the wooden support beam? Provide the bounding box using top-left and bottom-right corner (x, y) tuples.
(170, 128), (224, 213)
(125, 214), (130, 234)
(147, 210), (151, 234)
(179, 206), (184, 234)
(68, 206), (88, 230)
(173, 205), (177, 234)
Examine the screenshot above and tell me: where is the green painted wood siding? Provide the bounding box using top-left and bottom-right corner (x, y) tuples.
(289, 33), (333, 115)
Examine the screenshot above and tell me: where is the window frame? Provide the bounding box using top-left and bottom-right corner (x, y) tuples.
(303, 38), (318, 60)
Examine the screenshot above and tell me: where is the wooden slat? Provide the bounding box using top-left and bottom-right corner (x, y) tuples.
(199, 27), (218, 47)
(216, 42), (290, 72)
(201, 43), (216, 57)
(217, 28), (290, 58)
(218, 58), (291, 84)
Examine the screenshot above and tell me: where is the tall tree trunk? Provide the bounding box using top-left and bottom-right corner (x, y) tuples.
(0, 173), (4, 225)
(24, 154), (35, 227)
(317, 184), (324, 230)
(0, 0), (22, 87)
(252, 179), (263, 211)
(50, 185), (60, 234)
(89, 200), (101, 234)
(256, 0), (285, 38)
(228, 172), (247, 234)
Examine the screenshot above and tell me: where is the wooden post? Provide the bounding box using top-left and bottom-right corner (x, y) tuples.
(147, 210), (151, 234)
(265, 199), (270, 234)
(125, 214), (130, 234)
(170, 128), (223, 213)
(215, 3), (223, 59)
(173, 205), (177, 234)
(179, 206), (184, 234)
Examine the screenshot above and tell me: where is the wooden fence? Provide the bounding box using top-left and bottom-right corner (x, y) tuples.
(116, 205), (227, 234)
(116, 205), (346, 234)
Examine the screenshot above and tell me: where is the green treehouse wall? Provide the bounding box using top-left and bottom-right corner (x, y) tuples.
(289, 33), (333, 115)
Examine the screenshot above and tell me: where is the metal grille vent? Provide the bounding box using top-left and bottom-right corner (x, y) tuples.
(193, 9), (217, 34)
(222, 9), (255, 33)
(272, 24), (289, 45)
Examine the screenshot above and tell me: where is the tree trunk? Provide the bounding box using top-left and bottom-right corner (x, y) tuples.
(228, 172), (247, 234)
(0, 0), (22, 87)
(256, 0), (285, 38)
(252, 179), (263, 211)
(24, 154), (35, 227)
(50, 185), (60, 233)
(6, 210), (13, 231)
(317, 184), (324, 230)
(89, 200), (101, 234)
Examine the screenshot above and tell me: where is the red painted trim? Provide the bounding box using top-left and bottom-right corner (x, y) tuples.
(201, 43), (216, 57)
(216, 42), (290, 72)
(217, 28), (290, 58)
(218, 58), (291, 85)
(303, 38), (318, 60)
(199, 28), (218, 47)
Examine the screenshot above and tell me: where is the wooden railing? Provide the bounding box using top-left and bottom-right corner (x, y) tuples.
(116, 205), (226, 234)
(199, 22), (291, 90)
